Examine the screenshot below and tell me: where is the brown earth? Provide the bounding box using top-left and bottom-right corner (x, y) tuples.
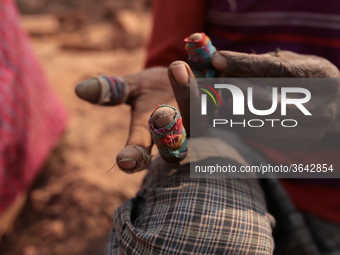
(0, 4), (152, 255)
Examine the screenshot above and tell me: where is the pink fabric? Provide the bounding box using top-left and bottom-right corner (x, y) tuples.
(0, 0), (68, 213)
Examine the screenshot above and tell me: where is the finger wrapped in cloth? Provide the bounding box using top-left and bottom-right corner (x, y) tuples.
(184, 32), (217, 78)
(149, 105), (188, 163)
(75, 75), (129, 105)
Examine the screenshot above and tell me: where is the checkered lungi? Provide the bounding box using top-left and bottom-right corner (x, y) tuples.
(107, 129), (340, 255)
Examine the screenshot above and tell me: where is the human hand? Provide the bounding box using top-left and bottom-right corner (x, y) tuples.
(75, 62), (205, 173)
(210, 50), (340, 148)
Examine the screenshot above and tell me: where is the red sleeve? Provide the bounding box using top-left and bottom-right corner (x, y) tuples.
(145, 0), (207, 68)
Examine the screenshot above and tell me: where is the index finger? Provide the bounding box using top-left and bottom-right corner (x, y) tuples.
(211, 51), (284, 78)
(75, 75), (134, 106)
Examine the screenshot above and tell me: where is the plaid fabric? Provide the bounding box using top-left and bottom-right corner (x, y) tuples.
(0, 0), (67, 213)
(107, 129), (340, 254)
(261, 178), (340, 255)
(109, 174), (275, 254)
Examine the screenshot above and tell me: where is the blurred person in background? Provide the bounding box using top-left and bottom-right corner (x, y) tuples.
(0, 0), (67, 237)
(77, 0), (340, 254)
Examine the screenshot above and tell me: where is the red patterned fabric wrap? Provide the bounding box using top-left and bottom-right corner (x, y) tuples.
(148, 105), (187, 158)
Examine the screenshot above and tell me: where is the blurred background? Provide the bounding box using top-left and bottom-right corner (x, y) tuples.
(0, 0), (152, 254)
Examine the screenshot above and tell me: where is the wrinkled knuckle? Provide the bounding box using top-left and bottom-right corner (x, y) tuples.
(307, 58), (339, 78)
(323, 64), (340, 78)
(264, 59), (286, 77)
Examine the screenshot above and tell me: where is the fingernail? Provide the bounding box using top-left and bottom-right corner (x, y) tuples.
(211, 53), (227, 70)
(75, 78), (100, 103)
(169, 63), (189, 85)
(117, 158), (137, 170)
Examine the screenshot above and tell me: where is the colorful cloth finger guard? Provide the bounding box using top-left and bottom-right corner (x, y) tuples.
(184, 32), (217, 78)
(95, 75), (129, 105)
(149, 105), (188, 159)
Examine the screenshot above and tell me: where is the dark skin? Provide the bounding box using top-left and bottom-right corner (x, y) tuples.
(212, 50), (340, 149)
(76, 50), (340, 170)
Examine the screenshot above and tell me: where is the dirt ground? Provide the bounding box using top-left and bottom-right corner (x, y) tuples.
(0, 2), (152, 255)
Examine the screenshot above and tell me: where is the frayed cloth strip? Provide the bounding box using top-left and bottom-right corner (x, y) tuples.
(184, 32), (217, 78)
(96, 75), (129, 105)
(149, 105), (188, 159)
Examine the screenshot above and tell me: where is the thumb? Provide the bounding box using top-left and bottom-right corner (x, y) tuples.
(168, 61), (209, 137)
